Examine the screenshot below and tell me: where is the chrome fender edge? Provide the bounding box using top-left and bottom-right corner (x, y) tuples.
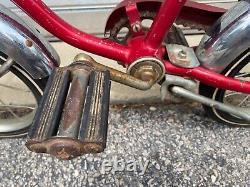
(196, 0), (250, 73)
(0, 4), (60, 79)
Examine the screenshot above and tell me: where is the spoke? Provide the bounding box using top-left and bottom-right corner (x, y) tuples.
(0, 99), (20, 119)
(235, 72), (250, 78)
(0, 104), (35, 110)
(225, 91), (241, 98)
(0, 58), (31, 93)
(0, 58), (14, 78)
(238, 95), (250, 107)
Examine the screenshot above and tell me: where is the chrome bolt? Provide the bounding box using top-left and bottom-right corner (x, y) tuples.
(132, 23), (142, 33)
(178, 50), (187, 59)
(74, 53), (95, 63)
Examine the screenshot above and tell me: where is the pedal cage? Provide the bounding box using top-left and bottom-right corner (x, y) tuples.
(26, 64), (111, 160)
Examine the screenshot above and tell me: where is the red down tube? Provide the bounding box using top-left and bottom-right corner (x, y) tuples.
(145, 0), (187, 49)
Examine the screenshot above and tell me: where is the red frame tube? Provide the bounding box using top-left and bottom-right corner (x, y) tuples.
(11, 0), (180, 63)
(145, 0), (187, 49)
(165, 61), (250, 94)
(10, 0), (250, 94)
(11, 0), (131, 63)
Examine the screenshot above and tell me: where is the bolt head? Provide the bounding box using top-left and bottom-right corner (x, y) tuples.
(134, 65), (159, 81)
(132, 23), (142, 33)
(178, 50), (187, 59)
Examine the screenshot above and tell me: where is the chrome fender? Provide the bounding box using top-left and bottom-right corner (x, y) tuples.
(0, 4), (60, 79)
(196, 0), (250, 73)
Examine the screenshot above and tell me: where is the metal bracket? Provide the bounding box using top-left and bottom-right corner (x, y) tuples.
(166, 44), (200, 68)
(161, 74), (197, 101)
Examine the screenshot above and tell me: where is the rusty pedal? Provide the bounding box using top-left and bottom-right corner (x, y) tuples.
(26, 64), (111, 160)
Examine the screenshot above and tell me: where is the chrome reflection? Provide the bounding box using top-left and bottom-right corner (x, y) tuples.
(0, 4), (60, 79)
(196, 1), (250, 73)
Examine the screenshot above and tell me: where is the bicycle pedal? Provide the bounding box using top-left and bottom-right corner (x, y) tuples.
(26, 65), (111, 160)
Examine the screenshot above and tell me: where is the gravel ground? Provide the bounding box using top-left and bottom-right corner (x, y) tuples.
(0, 103), (250, 186)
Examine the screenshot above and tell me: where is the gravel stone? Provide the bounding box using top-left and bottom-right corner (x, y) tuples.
(0, 103), (249, 186)
(149, 106), (157, 111)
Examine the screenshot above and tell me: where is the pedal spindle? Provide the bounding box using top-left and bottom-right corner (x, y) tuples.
(26, 64), (111, 160)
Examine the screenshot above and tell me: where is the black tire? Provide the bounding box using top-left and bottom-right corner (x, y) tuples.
(199, 49), (250, 126)
(0, 54), (47, 137)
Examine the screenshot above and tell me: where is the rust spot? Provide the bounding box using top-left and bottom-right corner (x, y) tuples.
(56, 148), (71, 160)
(60, 78), (84, 131)
(26, 138), (83, 160)
(25, 39), (33, 47)
(83, 143), (103, 153)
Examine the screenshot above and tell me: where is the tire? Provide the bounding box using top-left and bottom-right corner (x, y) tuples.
(0, 54), (47, 137)
(199, 49), (250, 126)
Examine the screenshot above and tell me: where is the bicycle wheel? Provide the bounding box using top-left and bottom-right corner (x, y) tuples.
(199, 49), (250, 126)
(0, 53), (46, 137)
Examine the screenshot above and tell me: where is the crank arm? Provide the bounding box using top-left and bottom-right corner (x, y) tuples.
(170, 86), (250, 122)
(74, 54), (156, 91)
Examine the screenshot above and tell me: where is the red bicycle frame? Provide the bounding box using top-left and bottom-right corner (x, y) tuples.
(11, 0), (250, 94)
(12, 0), (182, 63)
